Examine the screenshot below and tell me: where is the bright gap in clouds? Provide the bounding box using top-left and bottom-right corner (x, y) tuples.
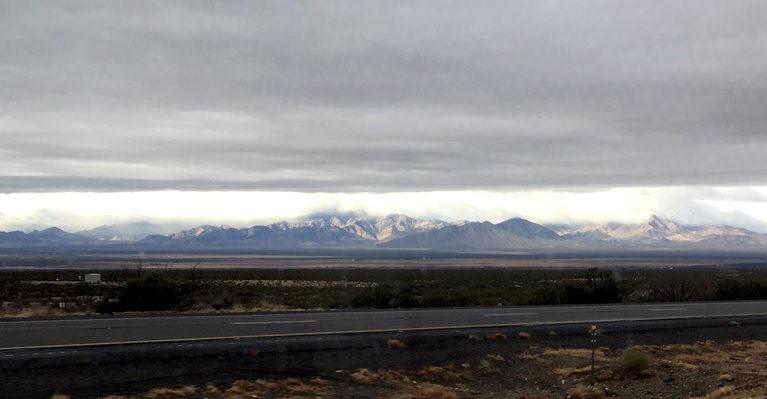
(2, 187), (767, 233)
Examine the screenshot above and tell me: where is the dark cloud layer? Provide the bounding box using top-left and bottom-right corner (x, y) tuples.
(2, 1), (767, 192)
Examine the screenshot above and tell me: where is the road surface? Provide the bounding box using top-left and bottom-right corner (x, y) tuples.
(2, 301), (767, 350)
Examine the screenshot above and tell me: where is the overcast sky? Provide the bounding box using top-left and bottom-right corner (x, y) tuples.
(2, 1), (767, 232)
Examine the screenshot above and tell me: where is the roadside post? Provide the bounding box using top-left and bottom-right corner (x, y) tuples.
(590, 325), (598, 384)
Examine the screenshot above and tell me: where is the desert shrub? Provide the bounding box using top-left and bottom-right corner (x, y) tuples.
(713, 278), (767, 300)
(617, 346), (649, 376)
(526, 286), (565, 305)
(421, 290), (472, 307)
(565, 268), (626, 304)
(351, 285), (398, 308)
(351, 284), (422, 309)
(98, 271), (203, 313)
(647, 277), (702, 302)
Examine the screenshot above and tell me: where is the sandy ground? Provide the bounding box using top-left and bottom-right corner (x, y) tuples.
(13, 251), (761, 270)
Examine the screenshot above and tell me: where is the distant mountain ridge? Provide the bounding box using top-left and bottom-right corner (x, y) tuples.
(556, 215), (767, 248)
(286, 212), (448, 241)
(77, 221), (183, 241)
(137, 213), (450, 249)
(1, 214), (766, 252)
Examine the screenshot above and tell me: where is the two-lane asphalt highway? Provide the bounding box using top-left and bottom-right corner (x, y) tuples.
(2, 301), (767, 350)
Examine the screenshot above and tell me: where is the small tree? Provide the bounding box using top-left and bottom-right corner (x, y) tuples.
(648, 278), (701, 302)
(565, 268), (624, 304)
(99, 270), (204, 313)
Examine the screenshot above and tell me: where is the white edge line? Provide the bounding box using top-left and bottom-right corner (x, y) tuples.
(484, 312), (538, 316)
(231, 320), (317, 325)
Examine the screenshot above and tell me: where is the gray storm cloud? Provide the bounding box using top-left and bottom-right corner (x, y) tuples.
(2, 1), (767, 192)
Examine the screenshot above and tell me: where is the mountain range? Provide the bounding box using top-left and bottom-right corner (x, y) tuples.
(1, 213), (766, 252)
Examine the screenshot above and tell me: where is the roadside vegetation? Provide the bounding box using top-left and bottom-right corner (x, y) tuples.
(4, 265), (767, 316)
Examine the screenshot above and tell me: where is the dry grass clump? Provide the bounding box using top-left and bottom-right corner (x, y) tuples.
(644, 340), (767, 370)
(310, 376), (329, 386)
(597, 347), (612, 355)
(226, 379), (279, 396)
(596, 369), (614, 382)
(478, 359), (499, 374)
(467, 334), (483, 341)
(203, 385), (221, 395)
(517, 331), (532, 339)
(387, 338), (406, 348)
(144, 386), (197, 398)
(352, 368), (412, 386)
(378, 369), (413, 385)
(387, 382), (460, 399)
(694, 340), (718, 349)
(485, 333), (507, 341)
(415, 383), (460, 399)
(351, 368), (375, 384)
(556, 365), (592, 378)
(521, 357), (552, 370)
(679, 362), (701, 370)
(659, 357), (699, 370)
(688, 385), (767, 399)
(636, 344), (679, 354)
(485, 353), (504, 362)
(672, 351), (735, 366)
(718, 374), (734, 382)
(283, 377), (325, 395)
(568, 384), (607, 399)
(726, 340), (767, 353)
(690, 385), (735, 399)
(415, 365), (473, 384)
